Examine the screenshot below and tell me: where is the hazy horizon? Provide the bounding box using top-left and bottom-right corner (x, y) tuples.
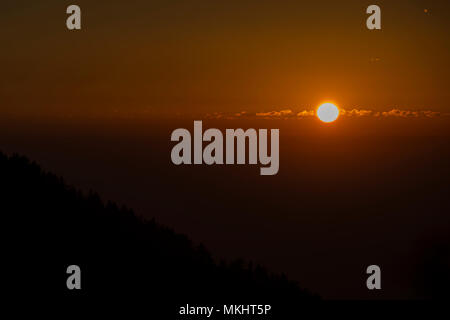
(2, 0), (450, 302)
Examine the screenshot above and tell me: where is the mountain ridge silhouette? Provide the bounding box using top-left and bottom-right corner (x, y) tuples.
(1, 151), (317, 311)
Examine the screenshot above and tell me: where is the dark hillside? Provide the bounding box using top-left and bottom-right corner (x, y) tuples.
(1, 151), (316, 312)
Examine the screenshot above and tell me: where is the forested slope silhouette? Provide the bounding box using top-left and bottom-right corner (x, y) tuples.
(2, 151), (316, 308)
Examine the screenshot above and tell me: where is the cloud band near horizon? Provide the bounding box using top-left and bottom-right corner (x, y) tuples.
(206, 108), (445, 120)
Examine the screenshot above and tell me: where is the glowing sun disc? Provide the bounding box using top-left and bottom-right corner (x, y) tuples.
(317, 103), (339, 123)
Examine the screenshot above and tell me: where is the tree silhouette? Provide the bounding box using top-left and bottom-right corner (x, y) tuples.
(2, 151), (317, 314)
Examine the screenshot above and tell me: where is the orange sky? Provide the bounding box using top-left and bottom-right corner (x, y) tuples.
(1, 0), (450, 118)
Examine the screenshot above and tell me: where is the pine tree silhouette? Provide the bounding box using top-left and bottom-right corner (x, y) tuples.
(2, 151), (318, 313)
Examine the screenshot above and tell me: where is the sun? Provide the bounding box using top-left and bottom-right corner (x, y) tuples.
(317, 103), (340, 123)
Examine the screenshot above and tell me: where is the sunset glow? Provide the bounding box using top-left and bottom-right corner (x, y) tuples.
(2, 0), (450, 304)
